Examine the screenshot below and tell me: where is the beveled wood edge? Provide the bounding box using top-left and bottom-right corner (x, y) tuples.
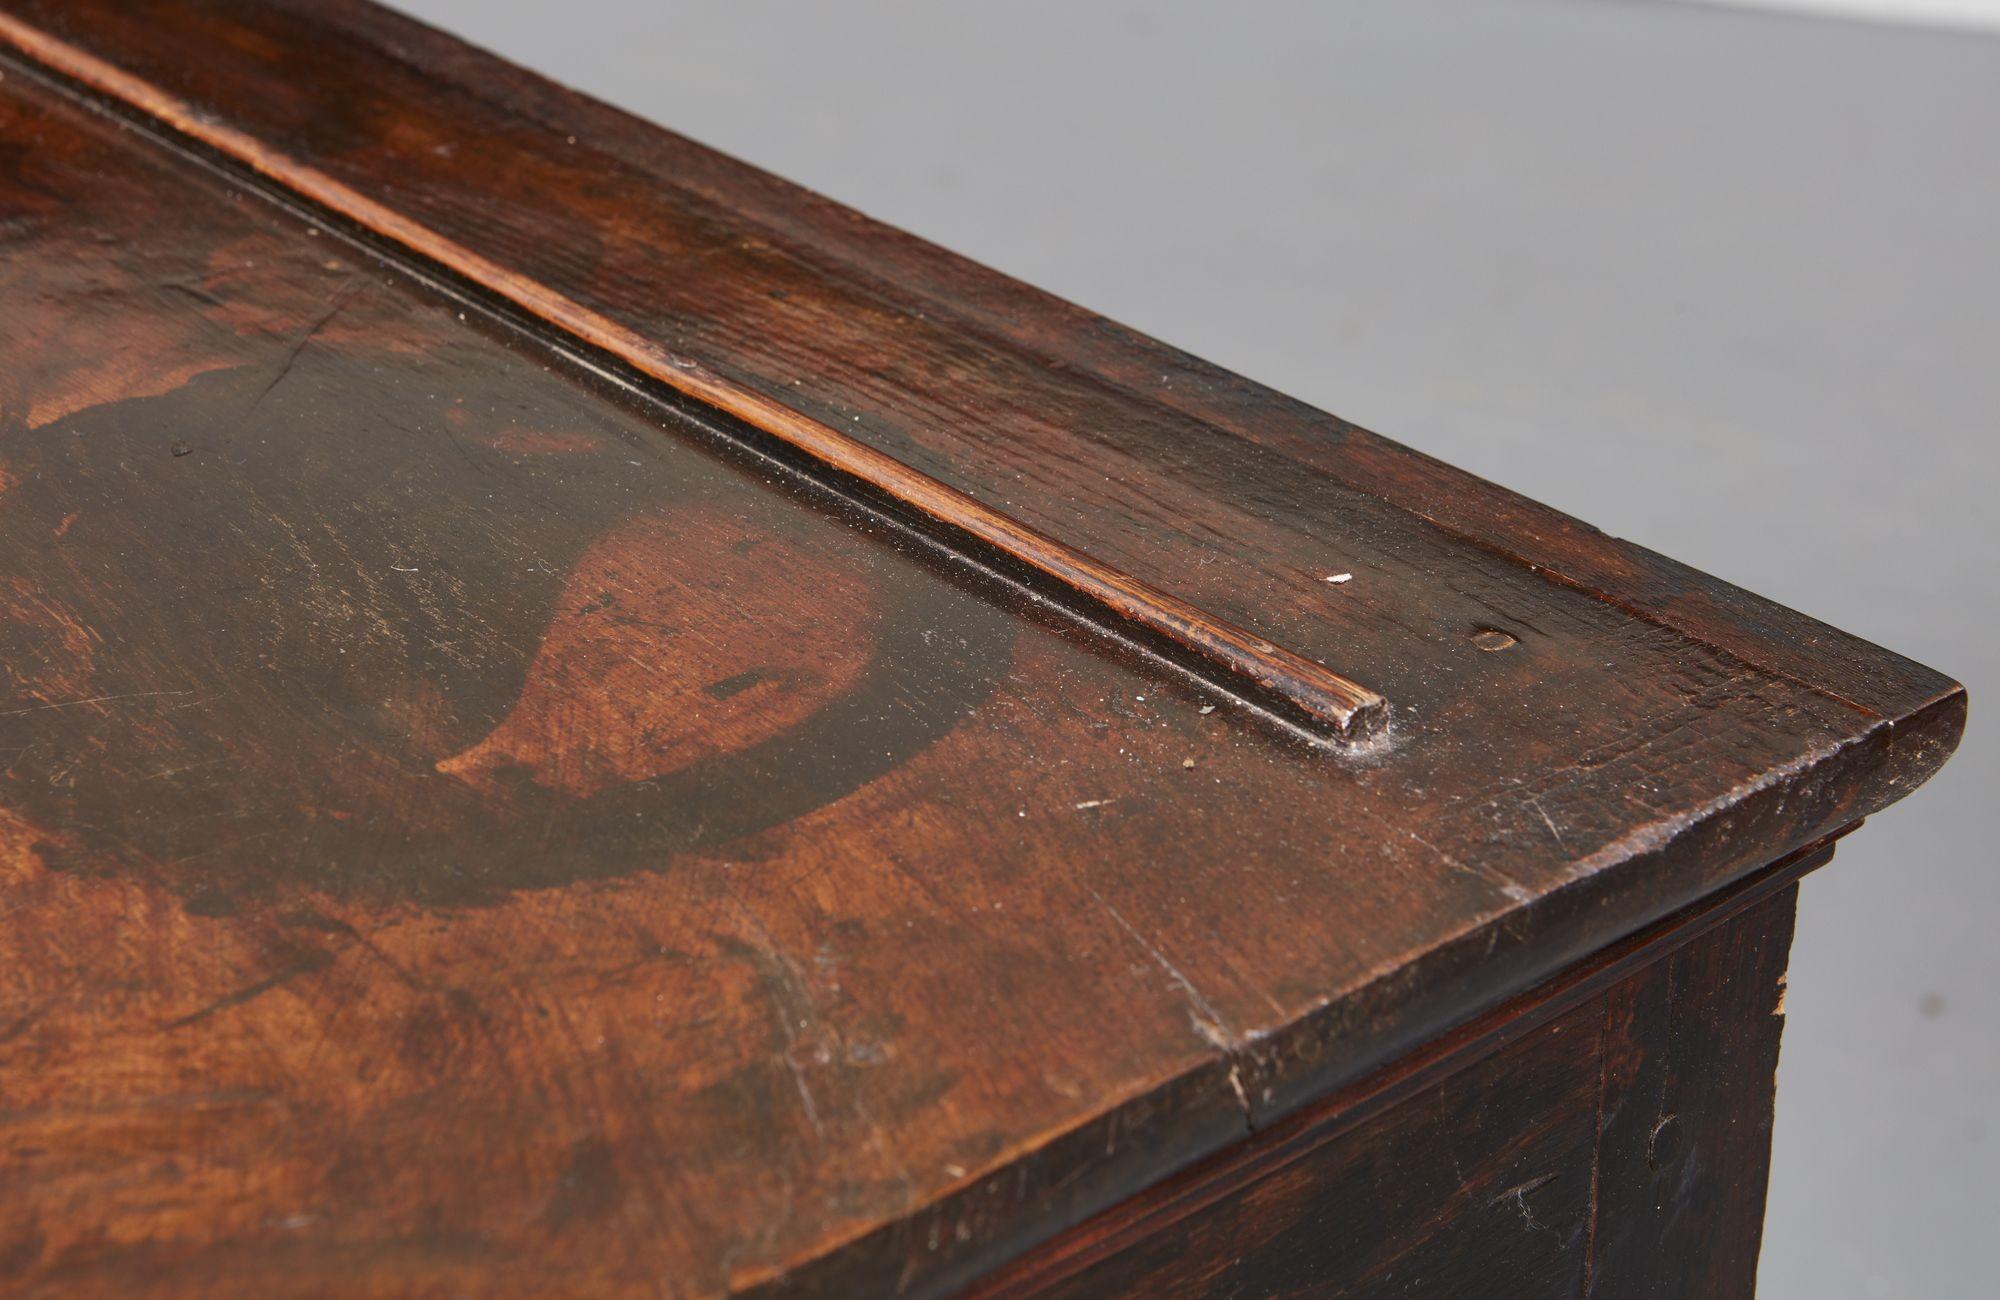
(958, 826), (1849, 1298)
(0, 10), (1389, 747)
(727, 684), (1947, 1299)
(0, 12), (1970, 1297)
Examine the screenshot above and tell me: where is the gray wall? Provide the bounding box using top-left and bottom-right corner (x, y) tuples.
(390, 3), (1997, 1294)
(1682, 0), (2000, 31)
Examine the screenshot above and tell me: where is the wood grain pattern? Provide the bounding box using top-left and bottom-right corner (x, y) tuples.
(0, 3), (1968, 1297)
(994, 881), (1800, 1298)
(0, 0), (1955, 732)
(968, 836), (1830, 1298)
(0, 8), (1388, 747)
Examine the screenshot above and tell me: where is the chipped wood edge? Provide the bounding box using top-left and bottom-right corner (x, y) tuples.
(0, 10), (1389, 745)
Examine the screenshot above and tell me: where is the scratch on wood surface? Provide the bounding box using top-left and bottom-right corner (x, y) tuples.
(1407, 829), (1533, 905)
(248, 283), (357, 411)
(1527, 797), (1567, 852)
(1487, 1172), (1561, 1240)
(1083, 883), (1233, 1051)
(734, 907), (830, 1142)
(0, 689), (192, 717)
(1226, 1065), (1250, 1117)
(162, 948), (335, 1030)
(783, 1043), (826, 1139)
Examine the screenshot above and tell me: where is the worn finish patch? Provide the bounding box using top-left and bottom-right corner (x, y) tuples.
(2, 352), (1013, 907)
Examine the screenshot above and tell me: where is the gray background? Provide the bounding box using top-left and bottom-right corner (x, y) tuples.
(389, 2), (1995, 1294)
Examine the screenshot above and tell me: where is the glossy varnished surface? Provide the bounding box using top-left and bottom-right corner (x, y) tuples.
(0, 6), (1967, 1298)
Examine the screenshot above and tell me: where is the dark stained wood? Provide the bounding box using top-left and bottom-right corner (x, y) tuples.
(0, 6), (1390, 748)
(0, 0), (1954, 732)
(1581, 881), (1796, 1295)
(968, 837), (1822, 1299)
(1004, 882), (1798, 1299)
(0, 3), (1968, 1297)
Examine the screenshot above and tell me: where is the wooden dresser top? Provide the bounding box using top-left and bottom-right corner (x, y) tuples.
(0, 3), (1963, 1296)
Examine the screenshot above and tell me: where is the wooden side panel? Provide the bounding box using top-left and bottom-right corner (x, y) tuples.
(0, 6), (1961, 1296)
(1584, 876), (1796, 1295)
(1001, 887), (1797, 1298)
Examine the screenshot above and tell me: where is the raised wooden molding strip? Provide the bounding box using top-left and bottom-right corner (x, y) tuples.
(0, 11), (1389, 746)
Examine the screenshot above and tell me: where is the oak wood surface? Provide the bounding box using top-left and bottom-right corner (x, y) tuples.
(0, 5), (1397, 750)
(968, 835), (1832, 1298)
(0, 3), (1967, 1296)
(0, 0), (1954, 730)
(1002, 877), (1800, 1298)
